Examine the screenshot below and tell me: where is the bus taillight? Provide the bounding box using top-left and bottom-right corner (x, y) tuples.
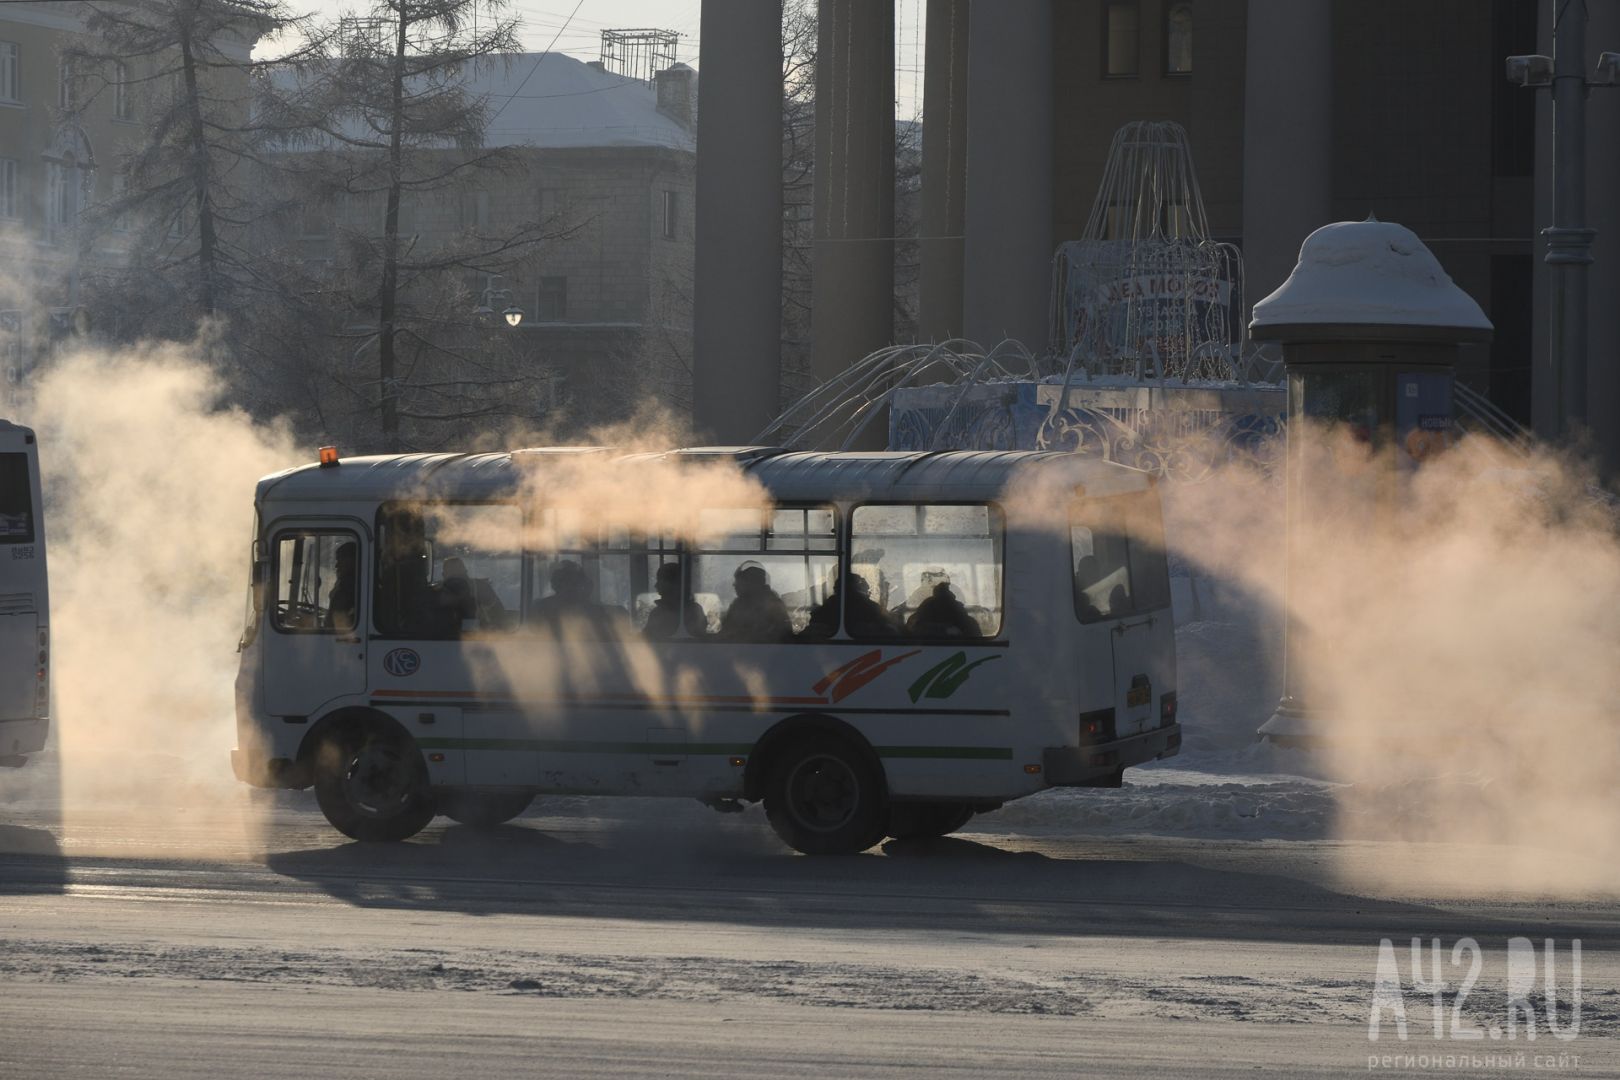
(1160, 691), (1178, 727)
(1080, 707), (1115, 742)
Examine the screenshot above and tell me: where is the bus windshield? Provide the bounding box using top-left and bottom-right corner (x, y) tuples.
(0, 452), (35, 544)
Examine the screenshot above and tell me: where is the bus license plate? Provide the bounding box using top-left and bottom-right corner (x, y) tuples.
(1126, 685), (1151, 708)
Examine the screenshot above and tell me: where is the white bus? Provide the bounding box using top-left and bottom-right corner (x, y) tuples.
(0, 421), (49, 769)
(232, 447), (1179, 853)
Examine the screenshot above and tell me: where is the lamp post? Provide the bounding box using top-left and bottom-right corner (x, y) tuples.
(473, 275), (525, 329)
(1506, 4), (1620, 439)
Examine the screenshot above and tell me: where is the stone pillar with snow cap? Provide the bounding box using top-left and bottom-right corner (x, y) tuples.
(1248, 218), (1493, 746)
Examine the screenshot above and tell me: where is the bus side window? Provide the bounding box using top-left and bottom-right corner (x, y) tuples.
(271, 532), (357, 633)
(1071, 493), (1169, 622)
(527, 510), (633, 637)
(691, 507), (838, 641)
(849, 504), (1003, 640)
(424, 503), (522, 634)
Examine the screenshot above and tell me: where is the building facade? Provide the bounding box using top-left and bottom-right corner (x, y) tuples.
(694, 0), (1618, 463)
(0, 0), (257, 387)
(288, 54), (698, 432)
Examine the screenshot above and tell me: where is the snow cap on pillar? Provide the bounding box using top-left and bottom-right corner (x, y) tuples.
(1250, 217), (1493, 342)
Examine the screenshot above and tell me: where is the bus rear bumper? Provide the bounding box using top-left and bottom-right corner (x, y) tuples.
(0, 716), (48, 763)
(1042, 723), (1182, 787)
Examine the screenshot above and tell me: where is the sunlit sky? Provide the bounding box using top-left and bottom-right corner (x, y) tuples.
(278, 0), (928, 117)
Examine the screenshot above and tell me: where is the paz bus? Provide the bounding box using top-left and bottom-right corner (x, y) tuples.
(0, 420), (49, 769)
(232, 447), (1179, 853)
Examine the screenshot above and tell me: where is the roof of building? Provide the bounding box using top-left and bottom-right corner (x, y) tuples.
(257, 447), (1150, 508)
(473, 52), (694, 152)
(268, 51), (694, 154)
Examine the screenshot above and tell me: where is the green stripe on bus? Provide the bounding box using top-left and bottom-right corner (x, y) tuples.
(417, 738), (753, 755)
(415, 737), (1013, 761)
(871, 745), (1014, 760)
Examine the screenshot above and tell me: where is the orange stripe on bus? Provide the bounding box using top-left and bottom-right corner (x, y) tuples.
(370, 688), (831, 706)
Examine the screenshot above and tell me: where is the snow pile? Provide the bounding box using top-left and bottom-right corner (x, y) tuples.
(1250, 218), (1492, 331)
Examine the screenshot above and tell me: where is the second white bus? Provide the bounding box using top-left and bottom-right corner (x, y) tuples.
(233, 447), (1179, 853)
(0, 420), (48, 770)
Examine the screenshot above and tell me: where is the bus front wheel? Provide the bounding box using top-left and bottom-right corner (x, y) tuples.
(762, 734), (888, 855)
(438, 790), (535, 828)
(886, 801), (975, 840)
(313, 725), (436, 842)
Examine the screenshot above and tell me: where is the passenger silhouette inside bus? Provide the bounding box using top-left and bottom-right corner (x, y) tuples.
(325, 541), (358, 631)
(719, 562), (792, 643)
(532, 561), (626, 637)
(804, 572), (898, 640)
(644, 561), (708, 640)
(438, 557), (478, 626)
(905, 580), (983, 638)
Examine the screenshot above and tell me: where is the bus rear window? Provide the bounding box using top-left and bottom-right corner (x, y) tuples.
(1071, 493), (1169, 622)
(0, 453), (34, 544)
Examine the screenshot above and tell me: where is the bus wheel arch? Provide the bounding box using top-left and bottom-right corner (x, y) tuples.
(750, 714), (889, 856)
(744, 713), (883, 802)
(303, 707), (435, 842)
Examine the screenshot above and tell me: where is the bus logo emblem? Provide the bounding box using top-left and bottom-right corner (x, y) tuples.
(382, 648), (421, 677)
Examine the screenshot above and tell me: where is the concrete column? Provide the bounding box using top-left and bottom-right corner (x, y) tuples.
(810, 0), (895, 384)
(1532, 0), (1620, 465)
(1240, 0), (1334, 309)
(962, 0), (1052, 348)
(917, 0), (969, 342)
(692, 0), (784, 443)
(1585, 0), (1620, 471)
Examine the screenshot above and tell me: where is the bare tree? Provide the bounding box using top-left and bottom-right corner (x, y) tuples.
(65, 0), (313, 346)
(265, 0), (562, 450)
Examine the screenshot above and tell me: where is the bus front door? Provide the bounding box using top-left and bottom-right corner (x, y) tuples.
(262, 527), (370, 718)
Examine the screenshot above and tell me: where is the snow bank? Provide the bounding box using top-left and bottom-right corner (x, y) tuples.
(1250, 218), (1492, 331)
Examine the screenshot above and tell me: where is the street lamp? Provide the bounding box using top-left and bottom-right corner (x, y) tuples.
(473, 275), (525, 329)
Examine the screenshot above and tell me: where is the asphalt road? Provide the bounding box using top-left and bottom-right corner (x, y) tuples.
(2, 792), (1617, 1078)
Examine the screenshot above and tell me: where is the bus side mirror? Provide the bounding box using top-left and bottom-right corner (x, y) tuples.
(251, 558), (269, 587)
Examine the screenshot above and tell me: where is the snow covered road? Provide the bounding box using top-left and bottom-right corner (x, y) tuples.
(2, 794), (1617, 1078)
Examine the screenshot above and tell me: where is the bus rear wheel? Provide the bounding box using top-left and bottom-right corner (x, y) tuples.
(438, 790), (535, 828)
(886, 801), (975, 840)
(762, 734), (888, 855)
(313, 724), (436, 842)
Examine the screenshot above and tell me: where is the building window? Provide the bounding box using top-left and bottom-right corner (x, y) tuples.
(107, 174), (129, 233)
(533, 276), (567, 321)
(46, 158), (79, 233)
(0, 42), (19, 104)
(1103, 1), (1140, 78)
(1164, 3), (1193, 75)
(58, 58), (77, 110)
(460, 189), (490, 230)
(661, 189), (678, 240)
(0, 160), (16, 220)
(113, 60), (133, 120)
